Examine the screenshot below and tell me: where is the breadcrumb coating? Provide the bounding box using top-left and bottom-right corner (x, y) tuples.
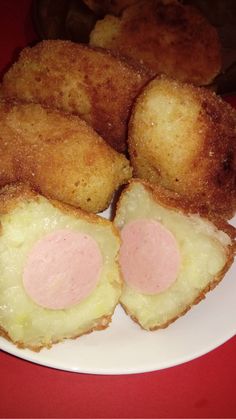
(1, 40), (153, 152)
(128, 76), (236, 218)
(90, 0), (221, 86)
(0, 100), (132, 213)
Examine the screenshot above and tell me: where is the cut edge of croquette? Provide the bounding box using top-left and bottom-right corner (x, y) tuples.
(0, 182), (123, 351)
(0, 314), (112, 352)
(116, 178), (236, 252)
(115, 179), (236, 330)
(121, 258), (234, 331)
(0, 182), (118, 226)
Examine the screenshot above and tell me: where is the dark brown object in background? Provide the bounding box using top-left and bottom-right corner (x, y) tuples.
(89, 0), (221, 87)
(32, 0), (236, 94)
(183, 0), (236, 94)
(83, 0), (138, 16)
(33, 0), (97, 43)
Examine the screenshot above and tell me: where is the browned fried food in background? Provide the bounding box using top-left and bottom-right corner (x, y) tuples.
(128, 76), (236, 219)
(89, 0), (221, 86)
(0, 100), (131, 213)
(1, 40), (153, 153)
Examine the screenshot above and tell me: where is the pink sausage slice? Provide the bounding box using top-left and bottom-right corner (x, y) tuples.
(23, 229), (102, 309)
(119, 219), (180, 294)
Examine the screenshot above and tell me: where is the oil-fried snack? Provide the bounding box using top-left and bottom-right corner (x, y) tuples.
(1, 40), (153, 152)
(0, 183), (122, 350)
(114, 179), (236, 330)
(89, 0), (221, 86)
(0, 100), (131, 213)
(128, 76), (236, 219)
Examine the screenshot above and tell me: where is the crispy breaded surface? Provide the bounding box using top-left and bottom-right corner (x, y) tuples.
(90, 0), (221, 86)
(128, 76), (236, 219)
(0, 183), (122, 350)
(1, 40), (153, 152)
(0, 100), (131, 213)
(114, 179), (236, 330)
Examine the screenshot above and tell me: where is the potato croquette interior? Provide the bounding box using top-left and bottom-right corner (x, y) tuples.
(1, 40), (153, 152)
(0, 100), (132, 213)
(89, 0), (221, 86)
(114, 180), (235, 330)
(0, 184), (122, 350)
(129, 76), (236, 218)
(119, 218), (181, 295)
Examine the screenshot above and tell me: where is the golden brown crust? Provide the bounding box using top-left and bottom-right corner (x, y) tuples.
(128, 76), (236, 219)
(1, 40), (153, 152)
(90, 0), (221, 86)
(0, 100), (131, 213)
(0, 314), (112, 352)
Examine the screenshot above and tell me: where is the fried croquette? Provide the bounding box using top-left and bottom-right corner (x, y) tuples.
(0, 183), (122, 350)
(128, 76), (236, 219)
(0, 100), (131, 213)
(114, 179), (236, 330)
(89, 0), (221, 86)
(1, 40), (153, 152)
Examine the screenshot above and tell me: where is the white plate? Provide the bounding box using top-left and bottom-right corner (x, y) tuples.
(0, 209), (235, 375)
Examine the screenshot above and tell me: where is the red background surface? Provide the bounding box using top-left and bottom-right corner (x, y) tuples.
(0, 1), (236, 418)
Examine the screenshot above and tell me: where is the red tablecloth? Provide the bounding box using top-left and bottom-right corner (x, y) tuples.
(0, 1), (236, 417)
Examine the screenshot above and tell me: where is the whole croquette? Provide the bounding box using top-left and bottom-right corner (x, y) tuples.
(90, 0), (221, 86)
(128, 76), (236, 219)
(0, 100), (131, 213)
(1, 40), (153, 152)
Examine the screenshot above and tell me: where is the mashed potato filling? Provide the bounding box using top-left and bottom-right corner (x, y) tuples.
(0, 195), (121, 349)
(115, 182), (231, 330)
